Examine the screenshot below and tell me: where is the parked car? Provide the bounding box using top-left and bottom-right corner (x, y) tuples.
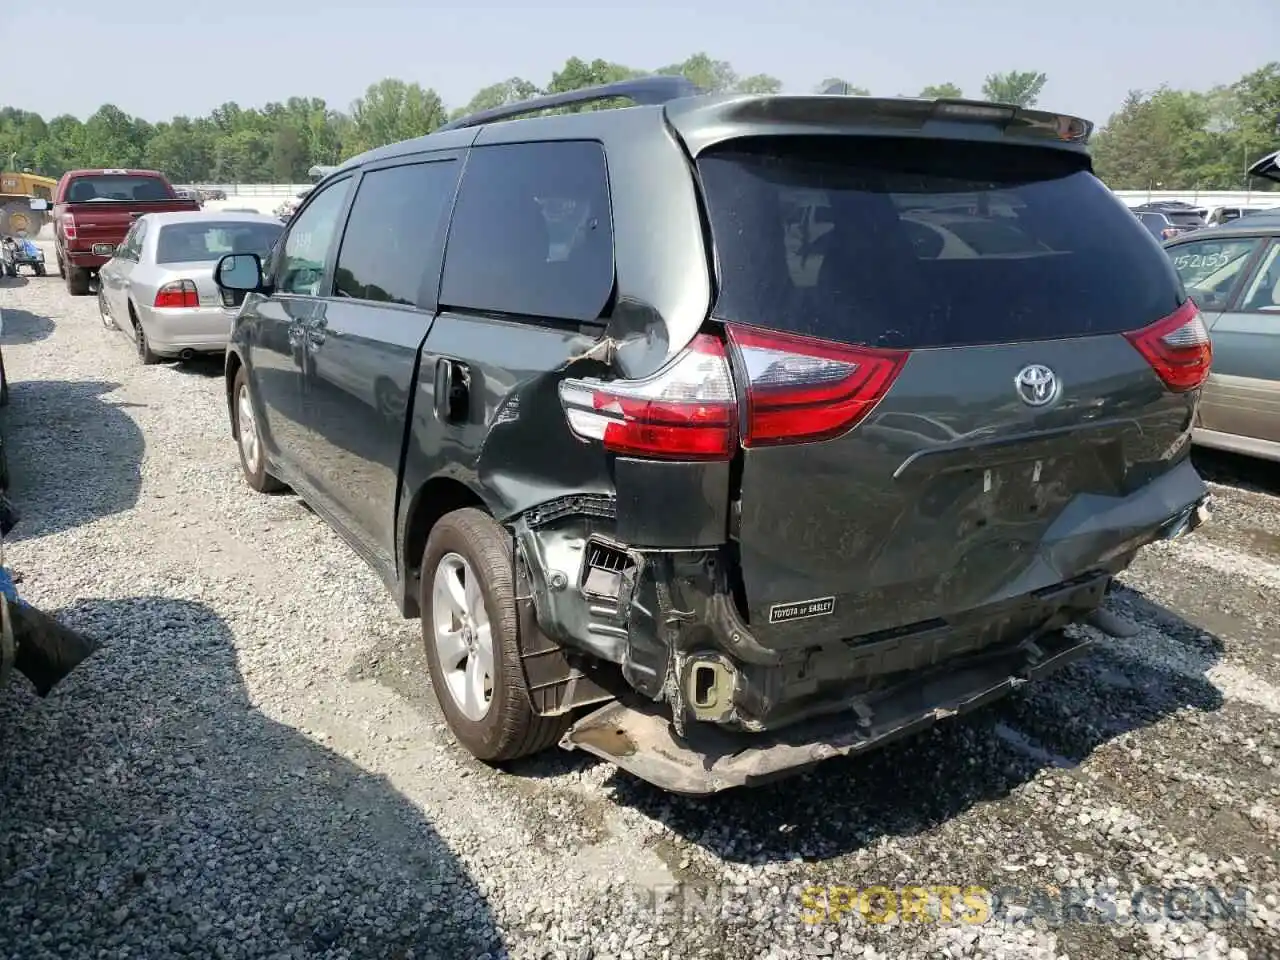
(98, 211), (283, 364)
(1205, 206), (1248, 227)
(215, 78), (1213, 794)
(1164, 154), (1280, 462)
(1, 232), (46, 277)
(1133, 204), (1206, 241)
(50, 168), (200, 296)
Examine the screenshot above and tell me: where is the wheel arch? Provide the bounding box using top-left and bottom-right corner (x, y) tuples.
(225, 349), (244, 439)
(397, 474), (492, 619)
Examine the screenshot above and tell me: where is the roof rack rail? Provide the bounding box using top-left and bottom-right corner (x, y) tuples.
(436, 75), (703, 133)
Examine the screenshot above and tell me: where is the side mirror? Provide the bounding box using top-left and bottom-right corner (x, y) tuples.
(215, 253), (265, 293)
(28, 198), (49, 211)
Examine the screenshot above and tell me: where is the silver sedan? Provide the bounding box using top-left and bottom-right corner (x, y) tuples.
(97, 210), (283, 364)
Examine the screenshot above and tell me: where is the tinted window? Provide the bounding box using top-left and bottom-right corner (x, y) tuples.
(697, 136), (1181, 349)
(1167, 236), (1262, 310)
(333, 160), (458, 306)
(1167, 211), (1206, 226)
(440, 141), (614, 322)
(156, 221), (282, 264)
(277, 178), (352, 296)
(65, 175), (172, 203)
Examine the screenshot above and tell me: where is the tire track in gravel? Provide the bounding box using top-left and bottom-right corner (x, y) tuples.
(4, 253), (1280, 959)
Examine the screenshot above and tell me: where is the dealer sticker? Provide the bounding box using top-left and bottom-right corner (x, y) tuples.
(768, 596), (836, 625)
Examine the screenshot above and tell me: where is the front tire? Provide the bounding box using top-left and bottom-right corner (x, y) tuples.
(421, 508), (569, 763)
(98, 289), (116, 329)
(232, 367), (284, 493)
(34, 264), (46, 278)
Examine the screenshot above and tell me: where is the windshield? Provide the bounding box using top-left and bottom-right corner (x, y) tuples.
(65, 175), (173, 203)
(155, 221), (283, 264)
(696, 135), (1181, 349)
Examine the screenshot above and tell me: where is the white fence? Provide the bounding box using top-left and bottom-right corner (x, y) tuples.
(179, 183), (312, 198)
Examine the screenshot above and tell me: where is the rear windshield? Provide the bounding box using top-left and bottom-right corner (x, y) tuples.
(1167, 212), (1206, 226)
(65, 175), (173, 203)
(696, 137), (1182, 349)
(156, 221), (283, 264)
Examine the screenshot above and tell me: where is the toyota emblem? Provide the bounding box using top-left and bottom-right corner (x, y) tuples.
(1014, 364), (1059, 407)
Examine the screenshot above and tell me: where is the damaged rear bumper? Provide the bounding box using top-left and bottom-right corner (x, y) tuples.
(562, 627), (1093, 794)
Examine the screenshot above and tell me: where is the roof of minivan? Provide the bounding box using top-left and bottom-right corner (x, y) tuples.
(331, 92), (1095, 177)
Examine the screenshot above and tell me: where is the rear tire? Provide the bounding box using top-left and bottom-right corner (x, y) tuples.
(66, 265), (90, 296)
(133, 318), (160, 366)
(34, 264), (45, 278)
(232, 367), (284, 493)
(420, 508), (570, 763)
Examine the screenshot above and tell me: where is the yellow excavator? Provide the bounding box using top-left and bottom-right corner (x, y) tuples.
(1, 171), (58, 235)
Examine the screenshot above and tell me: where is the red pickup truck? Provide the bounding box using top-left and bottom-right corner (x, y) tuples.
(51, 169), (200, 295)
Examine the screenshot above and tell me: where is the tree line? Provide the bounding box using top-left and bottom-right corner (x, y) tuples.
(1, 54), (1276, 191)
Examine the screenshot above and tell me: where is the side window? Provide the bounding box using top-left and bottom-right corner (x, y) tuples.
(440, 141), (614, 323)
(1239, 242), (1280, 313)
(277, 178), (352, 296)
(120, 219), (146, 261)
(1167, 237), (1262, 310)
(333, 159), (459, 306)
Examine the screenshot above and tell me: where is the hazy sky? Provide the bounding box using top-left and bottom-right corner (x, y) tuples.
(8, 0), (1278, 126)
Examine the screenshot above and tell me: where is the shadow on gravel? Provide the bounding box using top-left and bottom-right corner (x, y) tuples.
(600, 586), (1225, 866)
(2, 380), (144, 545)
(171, 354), (225, 379)
(0, 275), (28, 290)
(0, 596), (502, 959)
(1192, 446), (1280, 496)
(0, 307), (52, 344)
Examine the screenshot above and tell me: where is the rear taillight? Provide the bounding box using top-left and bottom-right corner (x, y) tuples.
(61, 213), (76, 239)
(1161, 227), (1178, 239)
(154, 280), (199, 309)
(558, 334), (736, 460)
(1123, 299), (1212, 393)
(725, 323), (907, 446)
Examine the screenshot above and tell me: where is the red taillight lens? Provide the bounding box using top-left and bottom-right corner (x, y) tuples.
(154, 279), (200, 309)
(1161, 227), (1178, 239)
(61, 213), (76, 239)
(558, 334), (737, 460)
(725, 323), (908, 447)
(1123, 299), (1212, 393)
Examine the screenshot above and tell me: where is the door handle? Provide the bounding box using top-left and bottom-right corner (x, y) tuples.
(306, 320), (327, 348)
(434, 358), (470, 423)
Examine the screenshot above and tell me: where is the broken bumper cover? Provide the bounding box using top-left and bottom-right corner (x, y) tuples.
(562, 628), (1093, 794)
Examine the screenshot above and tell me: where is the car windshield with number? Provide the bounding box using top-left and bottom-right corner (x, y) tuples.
(1167, 237), (1262, 309)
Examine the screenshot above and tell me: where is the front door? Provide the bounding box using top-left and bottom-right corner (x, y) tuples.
(240, 176), (354, 488)
(296, 154), (462, 572)
(1198, 239), (1280, 444)
(101, 219), (143, 321)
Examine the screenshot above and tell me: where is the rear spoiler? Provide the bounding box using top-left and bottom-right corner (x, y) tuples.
(664, 94), (1094, 157)
(1247, 149), (1280, 184)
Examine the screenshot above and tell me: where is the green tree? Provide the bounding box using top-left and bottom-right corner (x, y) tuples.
(919, 83), (964, 99)
(981, 70), (1048, 107)
(815, 79), (870, 95)
(347, 78), (447, 156)
(451, 78), (541, 120)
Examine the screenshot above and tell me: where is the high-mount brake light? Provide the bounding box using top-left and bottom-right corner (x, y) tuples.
(726, 323), (908, 447)
(154, 279), (200, 309)
(1123, 299), (1212, 393)
(558, 334), (736, 460)
(933, 102), (1016, 122)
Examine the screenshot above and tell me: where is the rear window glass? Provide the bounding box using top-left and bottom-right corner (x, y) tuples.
(697, 137), (1182, 349)
(1167, 212), (1206, 226)
(65, 175), (173, 203)
(156, 221), (283, 264)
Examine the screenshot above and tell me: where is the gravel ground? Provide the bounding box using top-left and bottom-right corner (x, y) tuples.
(1, 247), (1278, 960)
